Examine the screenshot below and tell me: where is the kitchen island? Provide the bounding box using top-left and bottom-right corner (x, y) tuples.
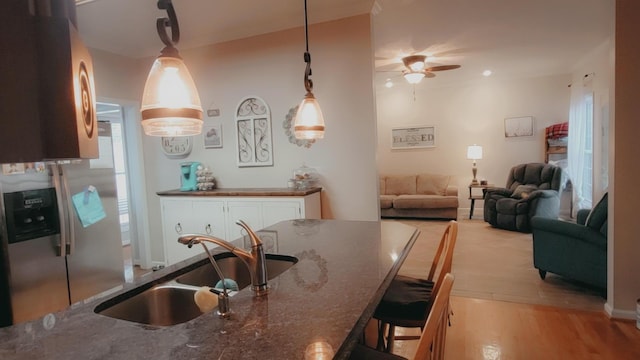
(0, 219), (419, 359)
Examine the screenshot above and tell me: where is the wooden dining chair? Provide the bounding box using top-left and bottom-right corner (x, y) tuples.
(350, 273), (455, 360)
(374, 220), (458, 352)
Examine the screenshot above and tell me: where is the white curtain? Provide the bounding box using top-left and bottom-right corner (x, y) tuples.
(567, 77), (592, 216)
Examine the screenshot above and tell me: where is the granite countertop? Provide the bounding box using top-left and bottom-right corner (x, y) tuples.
(0, 219), (418, 359)
(157, 187), (322, 197)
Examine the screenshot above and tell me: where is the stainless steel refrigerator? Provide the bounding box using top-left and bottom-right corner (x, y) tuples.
(0, 122), (124, 326)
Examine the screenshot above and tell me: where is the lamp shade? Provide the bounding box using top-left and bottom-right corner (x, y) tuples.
(294, 93), (325, 139)
(467, 145), (483, 160)
(140, 55), (203, 136)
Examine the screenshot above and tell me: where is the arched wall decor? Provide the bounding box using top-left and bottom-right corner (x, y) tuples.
(235, 96), (273, 167)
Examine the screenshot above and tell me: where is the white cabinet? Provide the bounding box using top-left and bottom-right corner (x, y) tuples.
(226, 201), (263, 240)
(159, 191), (321, 265)
(161, 198), (225, 265)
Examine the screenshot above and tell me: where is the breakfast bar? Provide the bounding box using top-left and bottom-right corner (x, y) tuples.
(0, 219), (419, 359)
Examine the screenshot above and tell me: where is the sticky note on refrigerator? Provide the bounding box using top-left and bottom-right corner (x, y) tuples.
(72, 187), (106, 228)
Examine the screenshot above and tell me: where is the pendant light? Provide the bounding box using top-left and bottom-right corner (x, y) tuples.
(294, 0), (325, 140)
(140, 0), (203, 136)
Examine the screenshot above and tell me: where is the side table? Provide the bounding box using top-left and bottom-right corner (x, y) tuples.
(468, 183), (493, 219)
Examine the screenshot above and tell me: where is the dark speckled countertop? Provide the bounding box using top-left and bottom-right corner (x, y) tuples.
(0, 219), (418, 360)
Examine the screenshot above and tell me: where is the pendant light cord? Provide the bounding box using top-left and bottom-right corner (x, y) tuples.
(303, 0), (313, 93)
(157, 0), (180, 48)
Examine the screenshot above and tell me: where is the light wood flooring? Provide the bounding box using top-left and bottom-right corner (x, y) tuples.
(371, 219), (640, 359)
(389, 296), (640, 359)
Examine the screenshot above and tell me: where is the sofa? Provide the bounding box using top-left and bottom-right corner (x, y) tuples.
(484, 163), (562, 233)
(531, 192), (608, 291)
(379, 174), (458, 220)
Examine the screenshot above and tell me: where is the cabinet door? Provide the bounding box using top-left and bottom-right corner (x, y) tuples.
(192, 200), (226, 239)
(262, 201), (302, 228)
(226, 201), (263, 241)
(161, 198), (196, 265)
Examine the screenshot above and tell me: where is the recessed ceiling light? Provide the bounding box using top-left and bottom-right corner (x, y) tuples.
(385, 79), (394, 88)
(483, 70), (492, 77)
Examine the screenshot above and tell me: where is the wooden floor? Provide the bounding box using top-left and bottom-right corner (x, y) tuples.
(385, 295), (640, 359)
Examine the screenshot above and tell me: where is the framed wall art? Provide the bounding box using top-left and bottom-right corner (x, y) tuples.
(235, 96), (273, 167)
(204, 124), (223, 149)
(504, 116), (534, 138)
(391, 125), (436, 149)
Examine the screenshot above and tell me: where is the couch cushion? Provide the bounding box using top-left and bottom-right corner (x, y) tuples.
(416, 174), (450, 196)
(586, 192), (608, 235)
(511, 184), (537, 199)
(393, 195), (458, 209)
(385, 175), (417, 195)
(380, 195), (396, 209)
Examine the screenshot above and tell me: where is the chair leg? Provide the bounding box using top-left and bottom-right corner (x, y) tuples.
(538, 269), (547, 280)
(386, 324), (396, 353)
(376, 320), (387, 351)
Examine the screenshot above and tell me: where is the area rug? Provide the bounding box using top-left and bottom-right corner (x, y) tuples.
(388, 218), (605, 312)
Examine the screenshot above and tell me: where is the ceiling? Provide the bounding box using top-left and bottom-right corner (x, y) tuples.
(76, 0), (614, 86)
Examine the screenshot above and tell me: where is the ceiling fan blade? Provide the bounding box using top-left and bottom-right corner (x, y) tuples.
(425, 64), (461, 72)
(424, 72), (436, 78)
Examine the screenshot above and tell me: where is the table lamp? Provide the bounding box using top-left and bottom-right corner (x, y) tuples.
(467, 145), (483, 185)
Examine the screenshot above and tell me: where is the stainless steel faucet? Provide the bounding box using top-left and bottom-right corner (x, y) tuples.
(178, 220), (269, 296)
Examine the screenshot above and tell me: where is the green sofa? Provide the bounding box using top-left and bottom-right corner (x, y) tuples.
(531, 193), (608, 291)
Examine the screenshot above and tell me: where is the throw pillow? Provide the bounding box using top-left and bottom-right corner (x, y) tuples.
(511, 185), (537, 199)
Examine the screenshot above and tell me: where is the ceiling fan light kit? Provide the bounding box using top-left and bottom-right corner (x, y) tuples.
(403, 71), (426, 84)
(395, 54), (461, 85)
(402, 55), (427, 71)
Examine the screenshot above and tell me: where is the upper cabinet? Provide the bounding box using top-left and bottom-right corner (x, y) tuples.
(0, 13), (98, 163)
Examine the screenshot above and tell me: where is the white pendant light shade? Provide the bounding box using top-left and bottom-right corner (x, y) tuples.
(294, 94), (325, 139)
(141, 55), (203, 136)
(403, 71), (425, 84)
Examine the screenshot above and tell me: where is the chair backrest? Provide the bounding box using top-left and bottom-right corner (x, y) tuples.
(585, 192), (608, 236)
(426, 220), (458, 299)
(413, 273), (455, 360)
(505, 163), (562, 192)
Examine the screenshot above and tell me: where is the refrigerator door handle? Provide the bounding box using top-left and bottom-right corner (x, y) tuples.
(51, 164), (67, 257)
(60, 166), (76, 256)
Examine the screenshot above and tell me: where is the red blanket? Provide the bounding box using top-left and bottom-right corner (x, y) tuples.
(545, 122), (568, 139)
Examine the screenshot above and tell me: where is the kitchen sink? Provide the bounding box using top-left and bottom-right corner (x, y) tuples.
(95, 284), (203, 326)
(94, 252), (298, 326)
(176, 252), (298, 288)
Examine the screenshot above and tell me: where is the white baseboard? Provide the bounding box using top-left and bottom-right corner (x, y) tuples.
(604, 302), (637, 320)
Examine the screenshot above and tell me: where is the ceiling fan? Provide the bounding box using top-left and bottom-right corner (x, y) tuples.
(398, 55), (461, 84)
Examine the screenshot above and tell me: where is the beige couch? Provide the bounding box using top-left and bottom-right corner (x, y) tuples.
(380, 174), (459, 220)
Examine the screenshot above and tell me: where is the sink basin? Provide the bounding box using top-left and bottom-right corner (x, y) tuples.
(95, 284), (203, 326)
(94, 252), (298, 326)
(176, 252), (298, 288)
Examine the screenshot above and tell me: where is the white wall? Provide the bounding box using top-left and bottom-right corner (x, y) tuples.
(120, 15), (378, 263)
(376, 74), (571, 211)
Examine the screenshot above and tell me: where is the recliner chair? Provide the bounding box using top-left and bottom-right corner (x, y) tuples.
(531, 192), (607, 291)
(483, 163), (563, 232)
